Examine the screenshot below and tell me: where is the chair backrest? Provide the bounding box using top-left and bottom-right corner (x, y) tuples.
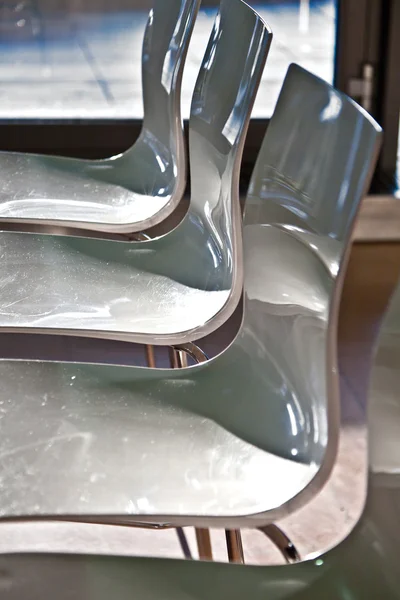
(179, 0), (272, 293)
(246, 63), (382, 244)
(121, 0), (200, 200)
(139, 69), (381, 502)
(190, 0), (270, 185)
(237, 64), (381, 468)
(138, 0), (271, 297)
(141, 0), (199, 147)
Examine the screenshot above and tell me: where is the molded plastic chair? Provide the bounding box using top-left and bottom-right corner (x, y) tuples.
(0, 0), (200, 235)
(0, 0), (272, 347)
(3, 262), (391, 600)
(0, 65), (381, 528)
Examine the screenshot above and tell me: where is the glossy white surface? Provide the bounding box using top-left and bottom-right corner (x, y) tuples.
(0, 0), (272, 345)
(0, 0), (200, 234)
(0, 359), (314, 523)
(0, 230), (231, 341)
(0, 273), (398, 599)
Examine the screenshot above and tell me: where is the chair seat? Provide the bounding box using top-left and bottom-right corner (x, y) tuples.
(0, 225), (333, 526)
(0, 224), (331, 345)
(0, 352), (317, 526)
(0, 151), (175, 232)
(0, 223), (234, 345)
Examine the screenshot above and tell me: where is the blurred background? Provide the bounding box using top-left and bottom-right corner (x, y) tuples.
(0, 0), (398, 196)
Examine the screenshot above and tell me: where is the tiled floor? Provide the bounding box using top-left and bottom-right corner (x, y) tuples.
(0, 0), (336, 119)
(0, 242), (398, 564)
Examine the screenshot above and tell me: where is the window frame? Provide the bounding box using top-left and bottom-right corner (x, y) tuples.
(334, 0), (399, 191)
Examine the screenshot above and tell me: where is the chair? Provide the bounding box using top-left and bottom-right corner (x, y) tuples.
(3, 301), (398, 598)
(0, 0), (200, 236)
(0, 67), (381, 540)
(19, 262), (392, 600)
(0, 0), (272, 348)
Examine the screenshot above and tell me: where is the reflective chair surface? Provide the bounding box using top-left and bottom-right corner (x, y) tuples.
(0, 65), (381, 527)
(0, 0), (272, 346)
(0, 217), (398, 600)
(0, 0), (200, 235)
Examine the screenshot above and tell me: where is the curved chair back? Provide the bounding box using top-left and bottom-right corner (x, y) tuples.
(109, 0), (200, 204)
(142, 0), (196, 141)
(124, 0), (200, 200)
(174, 0), (272, 292)
(246, 63), (381, 242)
(0, 0), (272, 346)
(190, 0), (268, 214)
(241, 63), (382, 469)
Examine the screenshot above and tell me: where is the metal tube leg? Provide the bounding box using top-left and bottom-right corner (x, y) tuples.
(176, 528), (192, 560)
(195, 528), (213, 561)
(145, 345), (156, 368)
(177, 350), (188, 368)
(169, 347), (191, 369)
(225, 530), (245, 564)
(174, 343), (208, 364)
(258, 524), (300, 563)
(168, 347), (179, 369)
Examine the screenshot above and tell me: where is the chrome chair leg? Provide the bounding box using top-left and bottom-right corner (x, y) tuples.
(177, 350), (188, 368)
(225, 529), (245, 564)
(174, 342), (209, 364)
(258, 524), (301, 563)
(145, 345), (156, 368)
(176, 528), (192, 560)
(195, 528), (213, 561)
(168, 347), (180, 369)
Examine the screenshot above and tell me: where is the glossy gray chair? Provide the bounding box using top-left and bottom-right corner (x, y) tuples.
(0, 262), (390, 600)
(0, 0), (200, 235)
(1, 270), (397, 599)
(0, 0), (271, 348)
(0, 66), (381, 534)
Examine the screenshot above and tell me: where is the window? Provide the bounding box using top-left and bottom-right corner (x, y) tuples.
(0, 0), (397, 193)
(0, 0), (337, 120)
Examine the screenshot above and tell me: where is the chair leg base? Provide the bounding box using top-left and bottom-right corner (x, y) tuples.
(258, 524), (301, 563)
(195, 528), (213, 561)
(225, 529), (245, 564)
